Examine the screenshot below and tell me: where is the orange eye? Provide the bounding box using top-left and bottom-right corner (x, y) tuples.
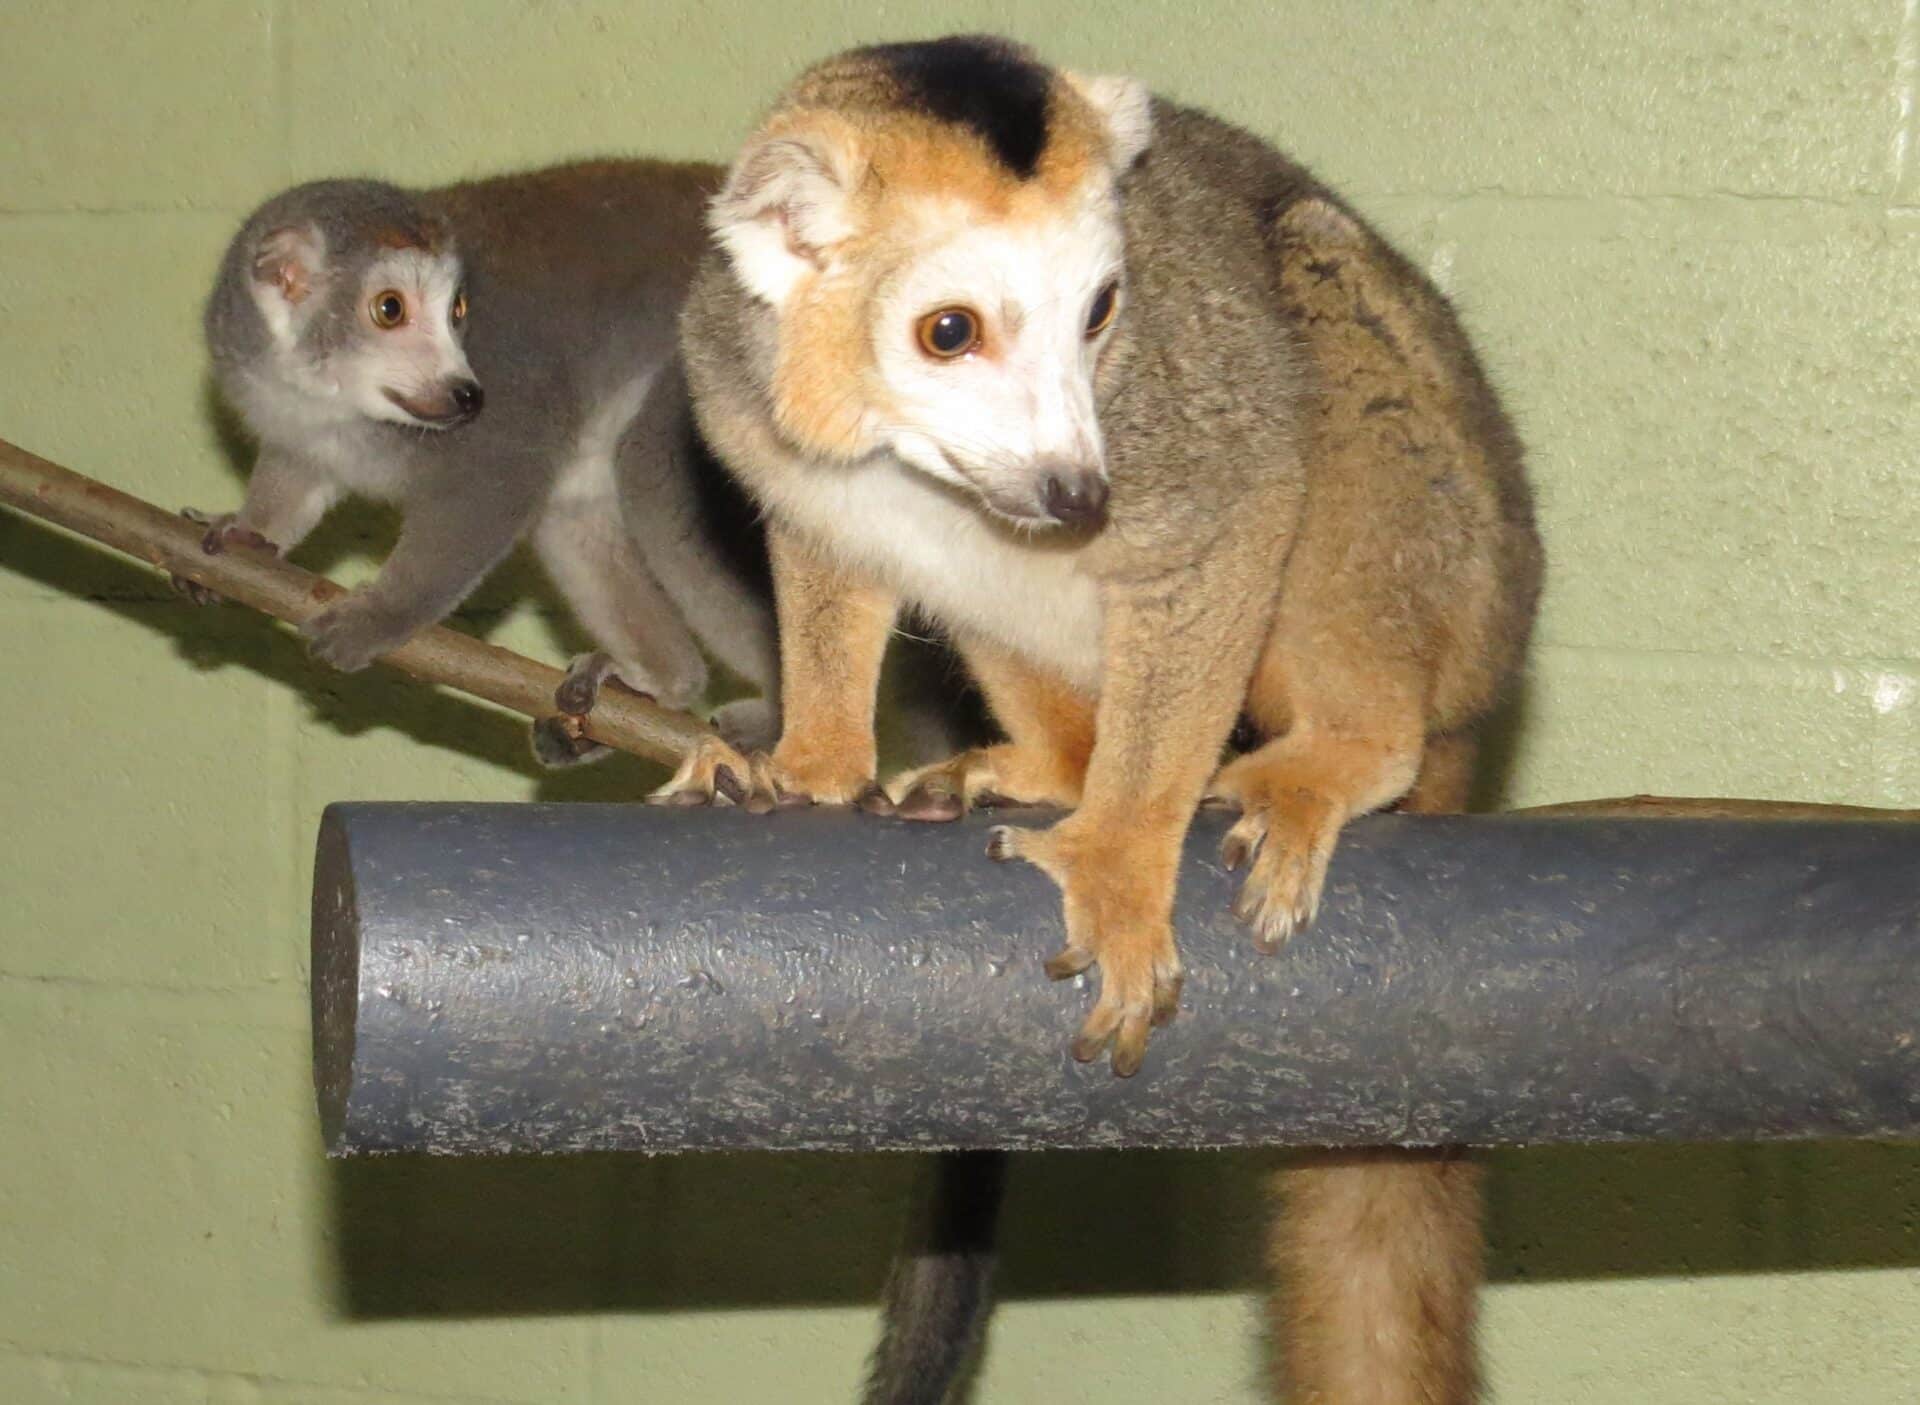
(1085, 281), (1119, 338)
(370, 291), (407, 329)
(449, 290), (467, 326)
(916, 306), (981, 359)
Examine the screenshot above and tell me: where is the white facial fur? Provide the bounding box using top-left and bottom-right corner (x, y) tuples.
(339, 249), (474, 428)
(874, 184), (1126, 525)
(252, 240), (474, 431)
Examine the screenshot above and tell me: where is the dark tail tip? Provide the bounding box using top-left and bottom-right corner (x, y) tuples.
(861, 1150), (1010, 1405)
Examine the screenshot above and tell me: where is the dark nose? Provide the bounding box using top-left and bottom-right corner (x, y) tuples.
(451, 380), (484, 418)
(1042, 469), (1110, 526)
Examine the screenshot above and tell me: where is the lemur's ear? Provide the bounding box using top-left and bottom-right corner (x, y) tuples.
(252, 224), (324, 305)
(711, 121), (862, 307)
(249, 223), (326, 342)
(1066, 72), (1154, 172)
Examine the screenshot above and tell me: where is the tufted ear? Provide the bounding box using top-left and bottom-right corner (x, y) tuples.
(249, 223), (327, 342)
(710, 121), (863, 307)
(1065, 71), (1154, 172)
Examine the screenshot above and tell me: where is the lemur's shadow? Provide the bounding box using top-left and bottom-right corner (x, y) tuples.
(320, 1138), (1920, 1318)
(8, 419), (1916, 1339)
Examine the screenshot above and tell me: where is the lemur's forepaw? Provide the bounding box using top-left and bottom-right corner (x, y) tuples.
(651, 734), (886, 813)
(526, 653), (620, 769)
(987, 821), (1185, 1078)
(889, 749), (997, 821)
(169, 508), (278, 605)
(529, 714), (609, 769)
(649, 735), (757, 807)
(554, 651), (618, 719)
(885, 745), (1073, 823)
(301, 593), (416, 673)
(1207, 759), (1346, 955)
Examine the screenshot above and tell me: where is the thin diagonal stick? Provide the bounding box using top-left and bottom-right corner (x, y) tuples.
(0, 434), (714, 767)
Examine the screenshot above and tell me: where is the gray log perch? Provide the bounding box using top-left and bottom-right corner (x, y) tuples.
(312, 802), (1920, 1156)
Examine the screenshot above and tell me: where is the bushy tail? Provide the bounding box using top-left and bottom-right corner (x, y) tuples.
(1269, 1149), (1485, 1404)
(862, 1150), (1010, 1405)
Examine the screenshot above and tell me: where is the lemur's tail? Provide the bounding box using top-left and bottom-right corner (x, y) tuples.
(862, 1150), (1010, 1405)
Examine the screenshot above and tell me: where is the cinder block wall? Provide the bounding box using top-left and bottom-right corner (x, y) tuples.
(2, 3), (1915, 1401)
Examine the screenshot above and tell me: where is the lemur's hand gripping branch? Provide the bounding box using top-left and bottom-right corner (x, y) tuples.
(0, 434), (715, 769)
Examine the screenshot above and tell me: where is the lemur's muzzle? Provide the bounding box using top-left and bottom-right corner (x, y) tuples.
(1041, 465), (1110, 527)
(386, 379), (484, 427)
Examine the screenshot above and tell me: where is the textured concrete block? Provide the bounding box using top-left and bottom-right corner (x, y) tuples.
(1486, 1269), (1920, 1403)
(0, 214), (239, 604)
(1496, 646), (1919, 809)
(0, 606), (292, 988)
(280, 1), (1902, 200)
(0, 985), (591, 1401)
(0, 1354), (213, 1404)
(1134, 0), (1902, 200)
(1448, 203), (1920, 663)
(0, 1), (279, 212)
(282, 0), (851, 180)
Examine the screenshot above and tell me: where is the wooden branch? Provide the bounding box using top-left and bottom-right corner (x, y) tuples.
(0, 434), (714, 769)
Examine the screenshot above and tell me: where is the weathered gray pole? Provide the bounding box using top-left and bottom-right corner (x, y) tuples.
(312, 803), (1920, 1156)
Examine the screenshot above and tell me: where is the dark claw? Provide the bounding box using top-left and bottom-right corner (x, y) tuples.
(712, 765), (747, 805)
(1221, 833), (1249, 871)
(168, 573), (221, 607)
(896, 782), (964, 822)
(1069, 1029), (1111, 1064)
(1232, 885), (1258, 925)
(973, 789), (1012, 809)
(1111, 1034), (1146, 1079)
(1044, 946), (1095, 981)
(1151, 975), (1184, 1027)
(984, 826), (1017, 861)
(855, 783), (896, 816)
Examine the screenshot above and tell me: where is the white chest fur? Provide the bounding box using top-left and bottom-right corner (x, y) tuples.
(550, 370), (657, 510)
(762, 454), (1105, 692)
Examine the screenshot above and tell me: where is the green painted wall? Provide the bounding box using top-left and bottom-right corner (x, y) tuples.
(2, 2), (1916, 1400)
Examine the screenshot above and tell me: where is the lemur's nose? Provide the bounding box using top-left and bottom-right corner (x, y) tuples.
(1042, 468), (1110, 527)
(451, 380), (484, 418)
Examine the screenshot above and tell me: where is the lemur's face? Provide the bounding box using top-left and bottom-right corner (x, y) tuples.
(711, 54), (1151, 529)
(251, 223), (481, 430)
(868, 189), (1124, 526)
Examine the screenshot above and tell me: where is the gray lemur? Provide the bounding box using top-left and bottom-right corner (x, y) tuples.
(195, 160), (778, 747)
(197, 159), (999, 1394)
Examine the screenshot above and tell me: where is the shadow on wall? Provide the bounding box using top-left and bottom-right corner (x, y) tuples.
(0, 478), (671, 803)
(322, 1142), (1920, 1319)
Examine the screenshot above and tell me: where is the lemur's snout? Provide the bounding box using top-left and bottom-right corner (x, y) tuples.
(383, 378), (485, 427)
(1042, 467), (1110, 527)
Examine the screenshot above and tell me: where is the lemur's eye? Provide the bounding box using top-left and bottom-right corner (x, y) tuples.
(449, 290), (467, 327)
(370, 291), (407, 329)
(1086, 281), (1119, 338)
(916, 307), (981, 359)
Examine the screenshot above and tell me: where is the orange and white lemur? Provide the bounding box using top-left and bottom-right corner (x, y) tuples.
(664, 35), (1542, 1404)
